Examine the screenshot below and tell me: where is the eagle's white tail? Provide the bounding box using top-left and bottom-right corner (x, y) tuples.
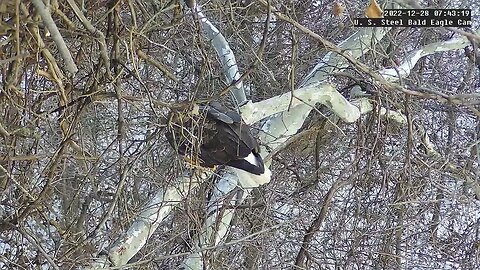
(232, 166), (272, 188)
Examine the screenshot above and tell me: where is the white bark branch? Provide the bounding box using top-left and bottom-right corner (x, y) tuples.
(66, 0), (110, 77)
(181, 2), (266, 268)
(101, 172), (207, 267)
(258, 27), (388, 155)
(192, 3), (246, 105)
(302, 28), (388, 86)
(31, 0), (78, 74)
(379, 32), (475, 81)
(182, 170), (243, 268)
(241, 83), (360, 125)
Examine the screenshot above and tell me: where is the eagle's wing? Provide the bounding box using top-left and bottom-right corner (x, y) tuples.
(221, 123), (265, 175)
(204, 103), (257, 156)
(204, 101), (242, 124)
(200, 104), (265, 174)
(166, 102), (267, 178)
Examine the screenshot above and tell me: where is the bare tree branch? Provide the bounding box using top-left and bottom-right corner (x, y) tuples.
(31, 0), (78, 74)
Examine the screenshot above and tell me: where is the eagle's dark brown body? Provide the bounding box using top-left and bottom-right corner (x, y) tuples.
(166, 102), (265, 175)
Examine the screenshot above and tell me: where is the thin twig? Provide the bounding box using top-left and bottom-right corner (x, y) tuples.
(66, 0), (111, 78)
(18, 228), (61, 270)
(0, 164), (36, 201)
(137, 50), (179, 82)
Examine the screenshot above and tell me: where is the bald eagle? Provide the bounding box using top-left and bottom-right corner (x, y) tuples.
(166, 102), (269, 184)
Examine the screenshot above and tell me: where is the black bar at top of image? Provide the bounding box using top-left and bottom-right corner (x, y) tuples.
(383, 9), (471, 19)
